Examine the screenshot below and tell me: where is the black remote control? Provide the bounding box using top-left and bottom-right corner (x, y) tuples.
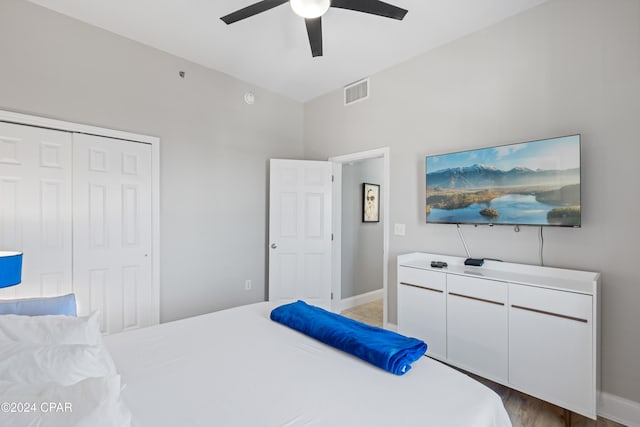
(430, 261), (448, 268)
(464, 258), (484, 267)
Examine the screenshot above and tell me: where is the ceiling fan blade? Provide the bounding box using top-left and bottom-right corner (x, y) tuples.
(305, 17), (323, 57)
(331, 0), (408, 20)
(220, 0), (289, 25)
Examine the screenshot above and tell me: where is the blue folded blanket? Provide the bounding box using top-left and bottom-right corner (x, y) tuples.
(270, 300), (427, 375)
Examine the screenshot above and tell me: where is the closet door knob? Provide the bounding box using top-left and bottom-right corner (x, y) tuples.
(271, 243), (277, 249)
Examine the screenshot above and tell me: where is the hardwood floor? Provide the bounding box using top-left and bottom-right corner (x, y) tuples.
(471, 374), (624, 427)
(341, 300), (626, 427)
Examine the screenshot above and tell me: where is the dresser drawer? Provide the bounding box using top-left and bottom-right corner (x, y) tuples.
(509, 284), (592, 324)
(447, 274), (507, 306)
(398, 266), (446, 292)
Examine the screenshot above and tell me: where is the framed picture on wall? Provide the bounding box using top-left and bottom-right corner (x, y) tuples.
(363, 183), (380, 223)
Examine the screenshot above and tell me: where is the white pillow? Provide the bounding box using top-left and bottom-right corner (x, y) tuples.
(0, 375), (131, 427)
(0, 342), (116, 386)
(0, 311), (102, 345)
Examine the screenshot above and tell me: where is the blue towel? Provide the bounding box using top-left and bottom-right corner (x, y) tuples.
(270, 300), (427, 375)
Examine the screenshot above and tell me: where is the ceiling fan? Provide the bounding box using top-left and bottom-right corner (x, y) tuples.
(221, 0), (408, 57)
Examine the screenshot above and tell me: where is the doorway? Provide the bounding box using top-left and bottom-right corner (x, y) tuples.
(329, 148), (389, 327)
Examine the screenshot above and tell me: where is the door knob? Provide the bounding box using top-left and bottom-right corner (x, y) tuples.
(271, 243), (277, 249)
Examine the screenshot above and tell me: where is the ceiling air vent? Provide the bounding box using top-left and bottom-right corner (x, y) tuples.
(344, 78), (369, 106)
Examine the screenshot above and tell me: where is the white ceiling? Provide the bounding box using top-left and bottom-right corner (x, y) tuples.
(27, 0), (548, 102)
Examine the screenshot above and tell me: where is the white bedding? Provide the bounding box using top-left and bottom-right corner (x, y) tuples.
(104, 302), (512, 427)
(0, 312), (131, 427)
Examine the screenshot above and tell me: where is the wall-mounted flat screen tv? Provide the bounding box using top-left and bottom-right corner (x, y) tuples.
(426, 134), (581, 227)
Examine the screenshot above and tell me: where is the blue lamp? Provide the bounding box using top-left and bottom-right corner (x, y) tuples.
(0, 251), (22, 288)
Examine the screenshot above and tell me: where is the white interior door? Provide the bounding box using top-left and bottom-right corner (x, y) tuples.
(73, 133), (153, 333)
(268, 159), (332, 308)
(0, 122), (72, 299)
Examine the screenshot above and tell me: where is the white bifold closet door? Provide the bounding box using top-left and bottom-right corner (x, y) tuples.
(73, 133), (153, 333)
(0, 121), (155, 334)
(0, 122), (73, 299)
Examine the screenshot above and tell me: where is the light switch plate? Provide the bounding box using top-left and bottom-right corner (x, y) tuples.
(394, 224), (406, 236)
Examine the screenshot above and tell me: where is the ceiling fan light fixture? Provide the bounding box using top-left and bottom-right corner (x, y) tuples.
(290, 0), (330, 19)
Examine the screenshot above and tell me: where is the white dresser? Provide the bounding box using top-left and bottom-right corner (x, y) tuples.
(397, 252), (601, 420)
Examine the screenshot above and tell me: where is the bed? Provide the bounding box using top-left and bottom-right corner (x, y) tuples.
(103, 301), (512, 427)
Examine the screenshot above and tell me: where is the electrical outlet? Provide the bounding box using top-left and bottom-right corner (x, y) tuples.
(244, 280), (252, 291)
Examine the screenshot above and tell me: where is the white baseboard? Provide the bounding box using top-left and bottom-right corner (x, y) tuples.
(339, 289), (383, 312)
(385, 321), (397, 331)
(599, 391), (640, 427)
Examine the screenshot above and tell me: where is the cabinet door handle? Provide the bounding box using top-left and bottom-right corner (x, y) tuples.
(400, 282), (443, 293)
(448, 292), (504, 306)
(511, 304), (588, 323)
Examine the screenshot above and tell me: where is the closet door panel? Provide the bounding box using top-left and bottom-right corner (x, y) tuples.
(73, 133), (153, 334)
(0, 122), (72, 298)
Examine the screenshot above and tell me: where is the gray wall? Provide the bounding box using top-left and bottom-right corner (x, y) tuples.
(0, 0), (304, 323)
(304, 0), (640, 405)
(341, 158), (384, 299)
